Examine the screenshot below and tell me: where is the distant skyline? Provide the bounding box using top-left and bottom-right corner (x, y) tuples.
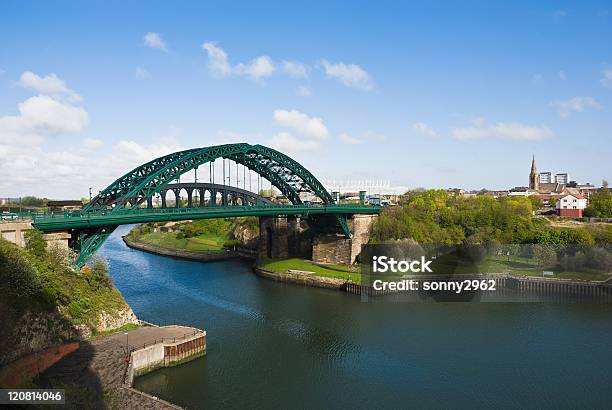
(0, 1), (611, 198)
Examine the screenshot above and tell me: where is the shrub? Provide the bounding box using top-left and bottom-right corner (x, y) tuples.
(24, 229), (47, 257)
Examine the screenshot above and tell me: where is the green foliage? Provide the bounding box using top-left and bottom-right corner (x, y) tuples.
(223, 239), (241, 249)
(20, 196), (45, 207)
(0, 237), (129, 330)
(0, 240), (44, 305)
(584, 189), (612, 218)
(25, 229), (47, 257)
(533, 245), (557, 267)
(88, 258), (113, 289)
(373, 189), (610, 247)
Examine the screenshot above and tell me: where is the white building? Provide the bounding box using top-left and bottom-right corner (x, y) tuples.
(556, 194), (587, 217)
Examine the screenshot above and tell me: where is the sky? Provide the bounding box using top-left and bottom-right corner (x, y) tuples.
(0, 0), (611, 199)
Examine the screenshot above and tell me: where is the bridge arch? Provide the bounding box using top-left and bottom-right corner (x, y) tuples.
(36, 143), (370, 268)
(83, 143), (333, 213)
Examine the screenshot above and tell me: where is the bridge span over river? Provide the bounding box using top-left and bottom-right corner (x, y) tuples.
(31, 143), (381, 268)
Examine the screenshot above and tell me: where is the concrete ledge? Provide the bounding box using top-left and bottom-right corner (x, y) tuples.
(253, 267), (347, 290)
(125, 327), (206, 386)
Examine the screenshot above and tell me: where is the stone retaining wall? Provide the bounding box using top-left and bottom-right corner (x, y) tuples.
(253, 267), (346, 290)
(123, 236), (238, 262)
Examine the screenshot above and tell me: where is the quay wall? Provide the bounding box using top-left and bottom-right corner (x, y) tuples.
(253, 267), (346, 290)
(123, 236), (238, 262)
(125, 329), (206, 386)
(346, 274), (612, 302)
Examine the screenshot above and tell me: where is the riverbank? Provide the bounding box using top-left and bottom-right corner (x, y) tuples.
(254, 261), (612, 301)
(35, 322), (205, 409)
(123, 235), (239, 262)
(253, 266), (347, 290)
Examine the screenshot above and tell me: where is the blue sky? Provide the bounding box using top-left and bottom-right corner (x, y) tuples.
(0, 0), (611, 198)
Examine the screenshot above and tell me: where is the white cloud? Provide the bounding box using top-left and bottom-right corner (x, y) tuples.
(451, 118), (552, 141)
(18, 71), (81, 101)
(283, 61), (309, 78)
(553, 10), (568, 19)
(143, 32), (167, 51)
(321, 60), (373, 90)
(601, 63), (612, 88)
(297, 86), (312, 97)
(112, 136), (181, 164)
(201, 42), (275, 81)
(412, 122), (438, 138)
(201, 42), (232, 77)
(0, 95), (88, 144)
(558, 70), (567, 80)
(273, 109), (328, 140)
(82, 138), (103, 151)
(551, 96), (601, 118)
(0, 137), (182, 197)
(339, 133), (360, 145)
(135, 66), (151, 79)
(235, 56), (275, 81)
(268, 132), (320, 153)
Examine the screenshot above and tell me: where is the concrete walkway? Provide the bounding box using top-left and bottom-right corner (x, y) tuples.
(110, 325), (203, 350)
(39, 325), (202, 409)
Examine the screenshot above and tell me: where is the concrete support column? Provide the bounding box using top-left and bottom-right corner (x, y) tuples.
(187, 189), (193, 208)
(161, 190), (167, 208)
(200, 189), (205, 207)
(147, 197), (153, 209)
(174, 189), (180, 208)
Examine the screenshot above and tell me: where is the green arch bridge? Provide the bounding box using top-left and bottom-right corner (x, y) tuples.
(32, 143), (381, 268)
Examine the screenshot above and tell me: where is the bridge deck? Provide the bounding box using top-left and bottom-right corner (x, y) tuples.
(33, 204), (382, 231)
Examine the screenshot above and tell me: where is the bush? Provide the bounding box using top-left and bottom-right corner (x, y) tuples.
(88, 258), (113, 289)
(25, 229), (47, 257)
(0, 240), (43, 300)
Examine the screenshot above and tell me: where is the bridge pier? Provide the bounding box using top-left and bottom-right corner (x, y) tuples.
(312, 214), (377, 265)
(258, 214), (377, 264)
(0, 221), (71, 251)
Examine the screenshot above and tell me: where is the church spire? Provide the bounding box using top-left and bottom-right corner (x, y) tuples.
(529, 155), (539, 190)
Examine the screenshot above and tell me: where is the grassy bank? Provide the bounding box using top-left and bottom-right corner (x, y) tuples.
(259, 258), (363, 283)
(136, 231), (228, 251)
(259, 254), (611, 285)
(127, 217), (259, 252)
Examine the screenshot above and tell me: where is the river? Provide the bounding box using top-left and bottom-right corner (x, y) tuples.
(100, 226), (612, 409)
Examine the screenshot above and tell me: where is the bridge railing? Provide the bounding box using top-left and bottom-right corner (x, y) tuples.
(32, 203), (381, 220)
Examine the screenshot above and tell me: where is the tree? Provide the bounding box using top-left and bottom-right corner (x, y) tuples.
(533, 245), (557, 267)
(20, 196), (45, 207)
(24, 229), (47, 257)
(584, 190), (612, 218)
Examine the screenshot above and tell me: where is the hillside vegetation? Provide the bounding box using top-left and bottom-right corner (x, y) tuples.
(0, 231), (133, 364)
(128, 217), (259, 251)
(374, 190), (611, 246)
